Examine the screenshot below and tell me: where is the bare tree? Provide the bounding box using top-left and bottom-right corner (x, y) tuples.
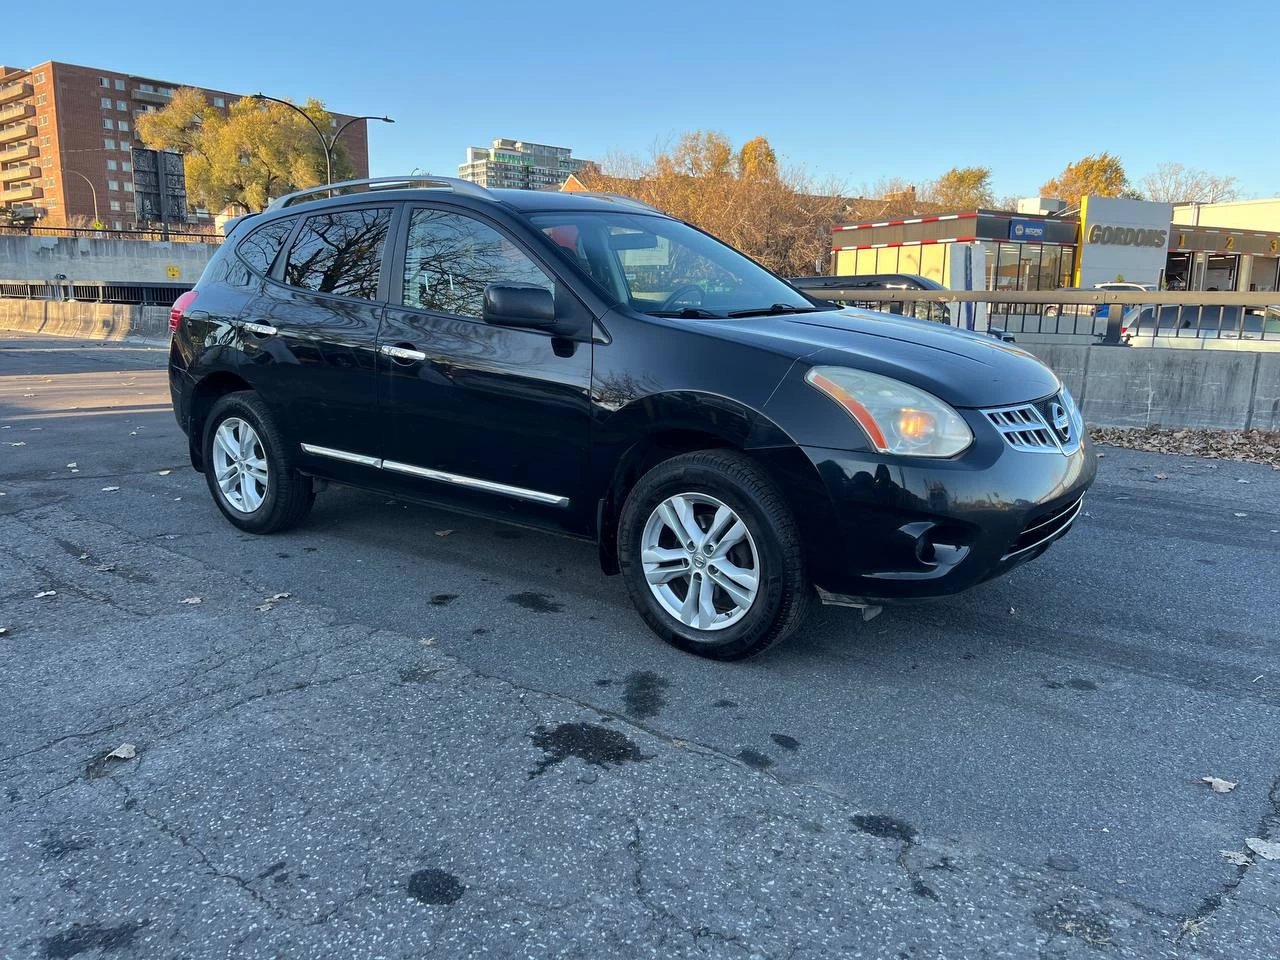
(1137, 163), (1241, 204)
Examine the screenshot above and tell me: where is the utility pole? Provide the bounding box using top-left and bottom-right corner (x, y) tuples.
(64, 170), (101, 228)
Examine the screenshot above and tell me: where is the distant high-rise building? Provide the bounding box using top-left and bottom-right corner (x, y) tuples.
(458, 139), (590, 191)
(0, 60), (370, 229)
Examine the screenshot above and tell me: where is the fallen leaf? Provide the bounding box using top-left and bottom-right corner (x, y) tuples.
(21, 393), (34, 398)
(157, 469), (171, 476)
(105, 742), (137, 760)
(255, 604), (273, 612)
(0, 626), (9, 636)
(1202, 777), (1237, 794)
(1221, 850), (1252, 866)
(1008, 606), (1016, 615)
(418, 637), (436, 646)
(179, 597), (203, 605)
(1245, 838), (1280, 861)
(34, 590), (56, 599)
(101, 486), (120, 492)
(1233, 512), (1247, 518)
(77, 553), (89, 560)
(95, 564), (116, 572)
(434, 529), (454, 538)
(129, 431), (137, 437)
(1155, 473), (1168, 480)
(265, 592), (290, 601)
(66, 462), (77, 468)
(1236, 478), (1250, 484)
(8, 441), (26, 447)
(173, 497), (182, 501)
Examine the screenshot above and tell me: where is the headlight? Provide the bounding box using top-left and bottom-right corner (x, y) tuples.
(804, 366), (973, 458)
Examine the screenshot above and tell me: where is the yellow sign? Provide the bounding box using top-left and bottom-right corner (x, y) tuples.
(166, 265), (181, 279)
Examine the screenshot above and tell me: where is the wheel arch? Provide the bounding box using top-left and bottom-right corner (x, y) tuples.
(187, 371), (255, 471)
(593, 391), (831, 576)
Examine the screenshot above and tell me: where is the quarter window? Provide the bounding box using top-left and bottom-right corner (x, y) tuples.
(402, 208), (553, 318)
(237, 217), (295, 276)
(283, 207), (392, 299)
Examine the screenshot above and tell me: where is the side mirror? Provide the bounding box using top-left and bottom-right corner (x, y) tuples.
(483, 283), (556, 329)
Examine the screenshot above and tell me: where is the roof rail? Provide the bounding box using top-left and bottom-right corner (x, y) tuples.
(266, 175), (493, 211)
(572, 192), (663, 214)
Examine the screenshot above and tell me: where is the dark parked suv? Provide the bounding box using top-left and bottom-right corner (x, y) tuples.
(169, 177), (1095, 660)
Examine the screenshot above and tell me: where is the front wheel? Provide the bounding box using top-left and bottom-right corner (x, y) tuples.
(202, 392), (314, 534)
(617, 450), (809, 660)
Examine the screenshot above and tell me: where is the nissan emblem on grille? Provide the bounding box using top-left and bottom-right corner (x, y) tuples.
(1050, 402), (1071, 443)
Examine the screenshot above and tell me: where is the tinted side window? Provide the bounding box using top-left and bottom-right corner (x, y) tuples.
(403, 209), (552, 318)
(236, 218), (295, 276)
(284, 207), (393, 300)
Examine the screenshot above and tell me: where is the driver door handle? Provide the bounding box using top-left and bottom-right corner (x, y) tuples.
(381, 343), (427, 363)
(242, 322), (277, 336)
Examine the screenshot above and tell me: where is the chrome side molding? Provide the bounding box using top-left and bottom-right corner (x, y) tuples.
(299, 444), (568, 508)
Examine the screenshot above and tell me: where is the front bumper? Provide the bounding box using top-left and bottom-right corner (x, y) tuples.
(792, 426), (1097, 601)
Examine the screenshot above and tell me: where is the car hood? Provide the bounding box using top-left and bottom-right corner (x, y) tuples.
(717, 307), (1061, 408)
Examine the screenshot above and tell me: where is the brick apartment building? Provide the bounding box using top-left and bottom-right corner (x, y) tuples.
(0, 60), (370, 229)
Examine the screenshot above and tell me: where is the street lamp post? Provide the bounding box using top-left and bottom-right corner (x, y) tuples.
(250, 94), (393, 188)
(64, 170), (101, 228)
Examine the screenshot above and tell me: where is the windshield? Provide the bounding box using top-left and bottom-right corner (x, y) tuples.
(528, 211), (815, 318)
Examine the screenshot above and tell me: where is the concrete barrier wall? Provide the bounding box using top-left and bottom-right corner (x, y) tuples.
(1023, 344), (1278, 431)
(0, 235), (218, 284)
(0, 300), (168, 341)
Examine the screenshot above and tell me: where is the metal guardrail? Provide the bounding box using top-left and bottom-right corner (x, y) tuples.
(0, 280), (193, 304)
(0, 225), (222, 244)
(806, 289), (1280, 345)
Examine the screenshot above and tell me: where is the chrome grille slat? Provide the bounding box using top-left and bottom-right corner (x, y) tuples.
(983, 394), (1081, 455)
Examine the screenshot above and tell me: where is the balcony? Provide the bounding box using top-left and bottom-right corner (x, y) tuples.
(0, 122), (36, 146)
(0, 142), (37, 163)
(0, 81), (33, 106)
(0, 101), (35, 124)
(131, 87), (172, 105)
(1, 183), (42, 202)
(0, 164), (38, 184)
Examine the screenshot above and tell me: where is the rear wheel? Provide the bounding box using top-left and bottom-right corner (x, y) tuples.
(203, 392), (314, 534)
(617, 450), (809, 660)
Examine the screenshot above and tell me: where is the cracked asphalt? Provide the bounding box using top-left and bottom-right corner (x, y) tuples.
(1, 330), (1278, 959)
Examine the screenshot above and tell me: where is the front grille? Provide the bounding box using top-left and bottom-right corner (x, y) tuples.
(1002, 495), (1084, 560)
(983, 393), (1081, 454)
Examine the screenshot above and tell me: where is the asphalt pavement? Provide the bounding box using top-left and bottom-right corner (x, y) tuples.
(1, 330), (1278, 959)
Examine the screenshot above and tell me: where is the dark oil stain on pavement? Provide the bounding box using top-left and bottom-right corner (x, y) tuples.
(430, 593), (458, 606)
(737, 748), (773, 770)
(406, 868), (465, 905)
(43, 919), (150, 959)
(1043, 677), (1098, 691)
(770, 733), (800, 752)
(40, 833), (88, 860)
(506, 591), (563, 613)
(622, 671), (668, 719)
(399, 667), (439, 684)
(851, 813), (917, 844)
(528, 722), (649, 778)
(712, 698), (737, 709)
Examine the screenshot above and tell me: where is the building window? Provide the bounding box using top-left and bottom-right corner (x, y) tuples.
(106, 159), (117, 171)
(122, 162), (132, 173)
(104, 138), (115, 150)
(107, 180), (120, 191)
(119, 140), (131, 151)
(37, 115), (48, 126)
(36, 93), (47, 105)
(99, 77), (110, 88)
(114, 79), (124, 91)
(101, 97), (112, 109)
(116, 100), (126, 111)
(138, 83), (154, 93)
(109, 200), (121, 211)
(123, 183), (133, 193)
(103, 118), (114, 130)
(125, 202), (135, 213)
(34, 71), (46, 84)
(45, 177), (55, 187)
(118, 120), (129, 132)
(114, 220), (123, 229)
(212, 96), (225, 108)
(40, 136), (50, 146)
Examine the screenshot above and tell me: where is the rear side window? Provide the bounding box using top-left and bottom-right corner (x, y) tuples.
(283, 207), (394, 300)
(236, 218), (295, 276)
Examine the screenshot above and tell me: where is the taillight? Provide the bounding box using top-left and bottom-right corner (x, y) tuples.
(170, 290), (198, 333)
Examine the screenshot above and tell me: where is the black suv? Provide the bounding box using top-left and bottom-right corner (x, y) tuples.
(169, 177), (1095, 660)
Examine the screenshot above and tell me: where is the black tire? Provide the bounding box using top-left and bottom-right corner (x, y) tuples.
(202, 391), (314, 534)
(617, 450), (810, 660)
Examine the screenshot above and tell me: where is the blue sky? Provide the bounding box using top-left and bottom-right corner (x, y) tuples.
(9, 0), (1278, 199)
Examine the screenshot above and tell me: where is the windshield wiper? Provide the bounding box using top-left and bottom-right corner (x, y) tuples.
(726, 303), (819, 318)
(647, 307), (725, 319)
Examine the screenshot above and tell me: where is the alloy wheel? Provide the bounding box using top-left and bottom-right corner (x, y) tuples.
(640, 492), (760, 633)
(211, 417), (269, 514)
